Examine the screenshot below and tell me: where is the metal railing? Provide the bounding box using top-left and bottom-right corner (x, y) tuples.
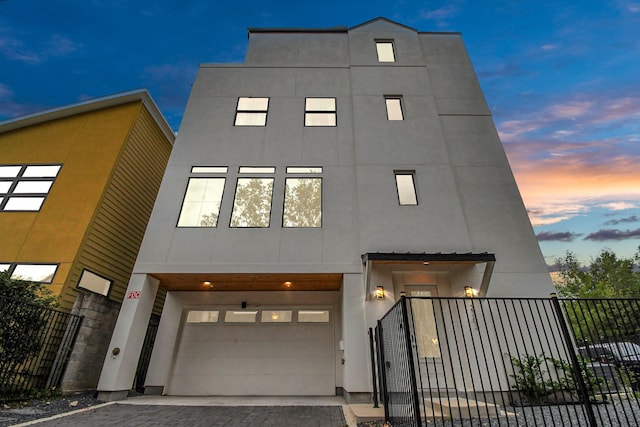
(0, 295), (83, 400)
(373, 296), (640, 426)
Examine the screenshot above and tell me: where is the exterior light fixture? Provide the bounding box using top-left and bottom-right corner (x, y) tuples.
(271, 312), (279, 321)
(283, 281), (292, 288)
(464, 286), (474, 298)
(203, 281), (213, 289)
(375, 286), (385, 299)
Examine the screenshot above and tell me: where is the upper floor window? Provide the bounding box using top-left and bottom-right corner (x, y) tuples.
(376, 40), (396, 62)
(385, 97), (404, 120)
(177, 167), (228, 227)
(235, 97), (269, 126)
(283, 167), (322, 228)
(395, 171), (418, 205)
(0, 164), (61, 212)
(305, 98), (336, 127)
(230, 167), (275, 228)
(77, 269), (112, 296)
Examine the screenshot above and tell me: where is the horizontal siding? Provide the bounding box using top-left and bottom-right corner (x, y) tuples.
(65, 104), (172, 315)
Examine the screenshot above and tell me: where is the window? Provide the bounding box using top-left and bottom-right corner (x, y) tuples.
(298, 310), (330, 323)
(177, 167), (227, 227)
(305, 98), (336, 127)
(235, 97), (269, 126)
(4, 263), (59, 283)
(395, 171), (418, 205)
(283, 167), (322, 228)
(186, 310), (220, 324)
(385, 97), (404, 120)
(376, 40), (396, 62)
(224, 311), (258, 323)
(261, 310), (293, 323)
(77, 269), (112, 296)
(230, 167), (275, 228)
(0, 164), (61, 212)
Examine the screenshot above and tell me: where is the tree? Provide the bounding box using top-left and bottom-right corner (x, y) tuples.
(554, 249), (640, 344)
(0, 271), (58, 395)
(554, 248), (640, 298)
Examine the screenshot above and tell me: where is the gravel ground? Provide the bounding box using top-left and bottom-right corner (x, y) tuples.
(0, 393), (100, 427)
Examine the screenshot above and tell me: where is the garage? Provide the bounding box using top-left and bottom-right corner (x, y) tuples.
(167, 307), (336, 395)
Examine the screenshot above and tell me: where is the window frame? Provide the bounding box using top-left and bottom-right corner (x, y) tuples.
(385, 96), (404, 121)
(1, 262), (60, 283)
(234, 97), (269, 127)
(394, 171), (418, 206)
(229, 167), (276, 228)
(76, 268), (113, 297)
(375, 40), (396, 63)
(282, 166), (323, 228)
(304, 98), (337, 127)
(177, 167), (228, 228)
(0, 164), (62, 212)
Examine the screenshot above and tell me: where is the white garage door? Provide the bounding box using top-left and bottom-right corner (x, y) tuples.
(167, 308), (335, 395)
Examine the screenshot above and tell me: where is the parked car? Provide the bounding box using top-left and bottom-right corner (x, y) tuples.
(578, 342), (640, 391)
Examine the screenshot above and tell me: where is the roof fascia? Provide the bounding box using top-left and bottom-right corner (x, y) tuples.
(0, 89), (175, 143)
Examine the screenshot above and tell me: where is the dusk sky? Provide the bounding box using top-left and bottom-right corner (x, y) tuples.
(1, 1), (639, 267)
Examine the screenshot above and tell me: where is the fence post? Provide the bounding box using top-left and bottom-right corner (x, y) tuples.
(550, 293), (597, 427)
(376, 321), (390, 421)
(368, 327), (380, 408)
(400, 295), (422, 427)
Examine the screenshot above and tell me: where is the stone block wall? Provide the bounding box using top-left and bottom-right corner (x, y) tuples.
(60, 292), (121, 393)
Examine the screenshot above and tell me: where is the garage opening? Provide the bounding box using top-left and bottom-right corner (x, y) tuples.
(167, 307), (335, 396)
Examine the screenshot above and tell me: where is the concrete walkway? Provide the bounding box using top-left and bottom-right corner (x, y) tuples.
(12, 396), (380, 427)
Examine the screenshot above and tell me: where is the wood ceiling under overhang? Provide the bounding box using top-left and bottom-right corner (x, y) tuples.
(150, 273), (344, 292)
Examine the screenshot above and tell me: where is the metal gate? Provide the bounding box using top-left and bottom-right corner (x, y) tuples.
(374, 296), (640, 426)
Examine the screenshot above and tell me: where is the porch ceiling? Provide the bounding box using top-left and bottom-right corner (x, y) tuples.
(149, 273), (343, 292)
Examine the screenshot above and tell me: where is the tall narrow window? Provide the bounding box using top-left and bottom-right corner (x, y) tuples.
(0, 164), (62, 212)
(230, 167), (275, 227)
(305, 98), (336, 127)
(177, 167), (227, 227)
(395, 171), (418, 205)
(376, 41), (396, 62)
(385, 97), (404, 120)
(235, 97), (269, 126)
(283, 167), (322, 228)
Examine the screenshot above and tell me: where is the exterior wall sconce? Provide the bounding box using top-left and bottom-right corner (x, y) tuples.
(464, 286), (475, 298)
(375, 286), (385, 299)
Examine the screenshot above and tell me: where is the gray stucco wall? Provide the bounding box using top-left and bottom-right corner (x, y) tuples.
(135, 20), (552, 297)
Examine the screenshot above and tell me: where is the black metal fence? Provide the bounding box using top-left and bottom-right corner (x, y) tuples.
(0, 295), (83, 400)
(374, 296), (640, 426)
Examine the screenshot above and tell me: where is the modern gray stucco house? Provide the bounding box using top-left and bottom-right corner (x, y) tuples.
(97, 18), (554, 402)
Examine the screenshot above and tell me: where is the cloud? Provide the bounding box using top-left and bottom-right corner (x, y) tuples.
(419, 5), (460, 21)
(0, 32), (80, 64)
(604, 215), (639, 226)
(0, 82), (37, 118)
(600, 202), (638, 211)
(537, 231), (582, 242)
(584, 228), (640, 241)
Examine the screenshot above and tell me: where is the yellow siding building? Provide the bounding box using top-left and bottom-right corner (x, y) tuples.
(0, 90), (174, 391)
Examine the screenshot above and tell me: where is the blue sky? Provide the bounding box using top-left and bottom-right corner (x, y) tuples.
(1, 0), (640, 267)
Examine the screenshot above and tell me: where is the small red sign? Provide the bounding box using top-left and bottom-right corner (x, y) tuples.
(127, 291), (141, 299)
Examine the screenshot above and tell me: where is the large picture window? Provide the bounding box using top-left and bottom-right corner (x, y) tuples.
(305, 98), (336, 127)
(283, 167), (322, 228)
(177, 167), (227, 227)
(230, 167), (275, 227)
(0, 164), (61, 212)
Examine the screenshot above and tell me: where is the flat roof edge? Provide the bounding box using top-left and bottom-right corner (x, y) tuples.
(362, 252), (496, 263)
(249, 27), (348, 35)
(0, 89), (176, 143)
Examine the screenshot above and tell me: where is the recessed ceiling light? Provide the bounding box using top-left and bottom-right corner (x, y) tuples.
(284, 281), (292, 288)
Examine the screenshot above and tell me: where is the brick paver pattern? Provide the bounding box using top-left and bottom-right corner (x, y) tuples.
(30, 404), (347, 427)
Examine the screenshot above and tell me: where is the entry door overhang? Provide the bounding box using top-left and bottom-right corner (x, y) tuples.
(361, 252), (496, 297)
